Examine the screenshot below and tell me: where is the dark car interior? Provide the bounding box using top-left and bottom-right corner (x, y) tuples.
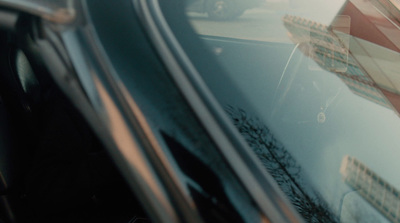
(0, 10), (149, 223)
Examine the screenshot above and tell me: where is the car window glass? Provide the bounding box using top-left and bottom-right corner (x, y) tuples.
(163, 0), (400, 222)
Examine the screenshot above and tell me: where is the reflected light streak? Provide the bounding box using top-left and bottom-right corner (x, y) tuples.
(93, 76), (177, 220)
(118, 84), (197, 209)
(276, 199), (300, 223)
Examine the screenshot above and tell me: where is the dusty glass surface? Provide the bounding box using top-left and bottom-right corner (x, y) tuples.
(176, 0), (400, 222)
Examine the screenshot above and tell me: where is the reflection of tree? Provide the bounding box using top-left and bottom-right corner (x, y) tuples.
(225, 106), (338, 222)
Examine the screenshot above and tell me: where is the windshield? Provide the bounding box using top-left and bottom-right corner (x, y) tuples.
(161, 0), (400, 222)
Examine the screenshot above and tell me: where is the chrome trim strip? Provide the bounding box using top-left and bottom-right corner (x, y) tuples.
(133, 0), (304, 222)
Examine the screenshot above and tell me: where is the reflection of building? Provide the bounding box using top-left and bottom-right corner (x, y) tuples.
(283, 15), (393, 109)
(340, 156), (400, 223)
(341, 0), (400, 54)
(283, 15), (349, 72)
(338, 0), (400, 115)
